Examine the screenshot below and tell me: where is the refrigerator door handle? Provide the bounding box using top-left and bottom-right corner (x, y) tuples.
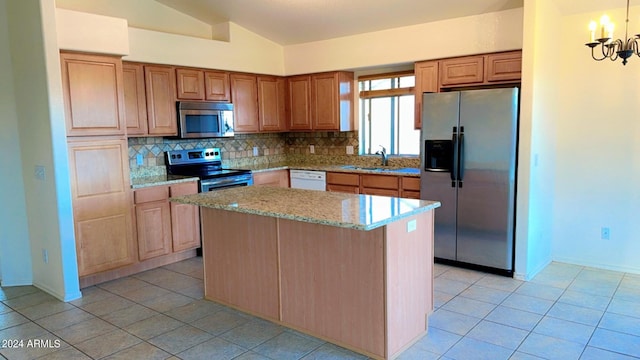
(451, 129), (458, 187)
(458, 130), (465, 187)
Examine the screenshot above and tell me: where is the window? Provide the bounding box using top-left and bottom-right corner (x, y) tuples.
(359, 72), (419, 155)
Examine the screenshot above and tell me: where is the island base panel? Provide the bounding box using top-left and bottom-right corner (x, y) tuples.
(279, 220), (386, 357)
(201, 208), (280, 321)
(385, 212), (434, 358)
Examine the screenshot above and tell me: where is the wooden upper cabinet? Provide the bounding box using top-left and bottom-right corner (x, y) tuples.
(205, 70), (231, 101)
(287, 75), (312, 130)
(122, 62), (148, 136)
(176, 68), (205, 100)
(67, 137), (135, 276)
(230, 73), (260, 133)
(311, 71), (354, 131)
(60, 52), (125, 136)
(486, 51), (522, 82)
(144, 65), (178, 136)
(414, 60), (439, 129)
(439, 56), (484, 86)
(257, 76), (287, 132)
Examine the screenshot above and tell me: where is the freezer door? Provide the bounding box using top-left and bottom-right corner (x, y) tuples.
(420, 92), (460, 261)
(456, 88), (518, 270)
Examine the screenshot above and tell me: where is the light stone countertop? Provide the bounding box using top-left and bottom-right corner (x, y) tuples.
(171, 186), (440, 231)
(131, 174), (199, 189)
(248, 163), (421, 176)
(130, 163), (420, 189)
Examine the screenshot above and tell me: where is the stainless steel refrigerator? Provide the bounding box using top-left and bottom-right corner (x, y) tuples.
(420, 88), (518, 274)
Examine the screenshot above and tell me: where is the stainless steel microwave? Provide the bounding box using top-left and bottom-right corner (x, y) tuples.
(176, 101), (234, 138)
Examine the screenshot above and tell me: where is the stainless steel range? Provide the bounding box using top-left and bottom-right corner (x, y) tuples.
(165, 148), (253, 192)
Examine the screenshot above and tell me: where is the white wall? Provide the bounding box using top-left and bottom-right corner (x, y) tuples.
(55, 8), (523, 77)
(56, 9), (129, 56)
(125, 22), (284, 75)
(5, 0), (80, 300)
(515, 0), (563, 280)
(56, 0), (214, 40)
(550, 5), (640, 273)
(284, 8), (523, 75)
(0, 0), (34, 286)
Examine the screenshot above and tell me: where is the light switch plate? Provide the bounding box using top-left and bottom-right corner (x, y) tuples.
(253, 147), (259, 156)
(309, 145), (315, 154)
(346, 146), (354, 155)
(34, 165), (45, 181)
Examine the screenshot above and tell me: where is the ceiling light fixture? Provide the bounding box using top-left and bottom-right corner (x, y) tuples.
(585, 0), (640, 65)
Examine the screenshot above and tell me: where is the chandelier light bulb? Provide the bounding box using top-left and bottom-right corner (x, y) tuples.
(600, 14), (611, 38)
(589, 21), (597, 42)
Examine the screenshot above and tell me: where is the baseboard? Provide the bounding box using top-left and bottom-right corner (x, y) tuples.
(552, 256), (640, 275)
(1, 277), (34, 287)
(513, 258), (551, 281)
(32, 281), (82, 302)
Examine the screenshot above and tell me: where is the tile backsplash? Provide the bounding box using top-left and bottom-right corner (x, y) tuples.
(128, 131), (418, 176)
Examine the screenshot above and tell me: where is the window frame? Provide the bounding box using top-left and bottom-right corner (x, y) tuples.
(358, 71), (417, 156)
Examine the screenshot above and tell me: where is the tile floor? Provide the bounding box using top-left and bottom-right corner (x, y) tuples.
(1, 258), (639, 360)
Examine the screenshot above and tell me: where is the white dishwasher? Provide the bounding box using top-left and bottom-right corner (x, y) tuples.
(289, 170), (326, 191)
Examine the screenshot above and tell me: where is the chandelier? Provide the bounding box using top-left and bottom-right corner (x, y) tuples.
(585, 0), (640, 65)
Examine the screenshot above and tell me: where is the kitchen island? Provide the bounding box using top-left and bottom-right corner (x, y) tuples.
(172, 187), (440, 360)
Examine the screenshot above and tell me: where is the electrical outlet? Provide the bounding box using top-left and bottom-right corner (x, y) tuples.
(309, 145), (315, 154)
(253, 147), (259, 156)
(407, 219), (417, 233)
(601, 227), (610, 240)
(136, 154), (144, 165)
(346, 145), (354, 155)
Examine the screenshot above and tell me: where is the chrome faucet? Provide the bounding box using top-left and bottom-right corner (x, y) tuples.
(375, 145), (389, 166)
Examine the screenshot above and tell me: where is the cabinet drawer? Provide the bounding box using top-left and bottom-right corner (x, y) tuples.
(361, 174), (399, 190)
(327, 184), (359, 194)
(401, 190), (421, 199)
(327, 172), (360, 186)
(401, 177), (420, 191)
(170, 182), (198, 197)
(134, 186), (169, 204)
(361, 187), (399, 197)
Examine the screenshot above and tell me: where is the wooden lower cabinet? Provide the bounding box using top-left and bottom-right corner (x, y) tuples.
(68, 137), (136, 277)
(328, 172), (421, 198)
(361, 174), (400, 197)
(170, 183), (201, 252)
(253, 169), (289, 187)
(134, 186), (172, 260)
(400, 177), (421, 199)
(326, 172), (360, 193)
(134, 182), (200, 260)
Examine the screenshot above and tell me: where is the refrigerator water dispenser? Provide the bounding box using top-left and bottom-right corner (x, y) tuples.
(424, 140), (452, 172)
